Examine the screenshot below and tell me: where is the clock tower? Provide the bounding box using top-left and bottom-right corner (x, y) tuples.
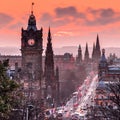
(21, 7), (43, 99)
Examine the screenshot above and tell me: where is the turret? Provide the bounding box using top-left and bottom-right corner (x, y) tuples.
(76, 45), (82, 64)
(98, 49), (108, 80)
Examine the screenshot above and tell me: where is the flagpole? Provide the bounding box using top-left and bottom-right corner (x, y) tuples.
(31, 2), (34, 14)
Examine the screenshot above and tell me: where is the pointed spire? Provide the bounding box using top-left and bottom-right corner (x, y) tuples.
(93, 42), (95, 49)
(95, 34), (101, 61)
(46, 27), (53, 53)
(84, 43), (89, 62)
(45, 27), (54, 81)
(77, 44), (82, 63)
(48, 27), (52, 42)
(27, 3), (37, 31)
(85, 43), (89, 54)
(92, 42), (96, 60)
(79, 44), (81, 50)
(78, 44), (82, 54)
(45, 27), (55, 100)
(96, 34), (100, 50)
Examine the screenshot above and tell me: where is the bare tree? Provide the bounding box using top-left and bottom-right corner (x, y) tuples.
(87, 81), (120, 120)
(100, 82), (120, 120)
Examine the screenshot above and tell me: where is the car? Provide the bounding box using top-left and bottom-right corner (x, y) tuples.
(56, 113), (63, 120)
(71, 114), (79, 120)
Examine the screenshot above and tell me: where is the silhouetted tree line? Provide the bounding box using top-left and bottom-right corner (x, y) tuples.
(60, 64), (86, 102)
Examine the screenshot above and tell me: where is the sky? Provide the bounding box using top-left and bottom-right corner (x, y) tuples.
(0, 0), (120, 54)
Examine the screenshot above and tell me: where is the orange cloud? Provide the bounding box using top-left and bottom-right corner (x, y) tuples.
(54, 31), (73, 37)
(0, 13), (14, 28)
(0, 0), (120, 50)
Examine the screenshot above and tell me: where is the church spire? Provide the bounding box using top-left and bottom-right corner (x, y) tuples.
(92, 43), (96, 61)
(96, 34), (100, 50)
(76, 44), (82, 63)
(95, 34), (101, 61)
(79, 44), (81, 50)
(84, 43), (89, 62)
(48, 27), (52, 42)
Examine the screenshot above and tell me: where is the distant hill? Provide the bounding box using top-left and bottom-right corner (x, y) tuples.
(0, 47), (21, 55)
(0, 46), (120, 58)
(54, 46), (120, 58)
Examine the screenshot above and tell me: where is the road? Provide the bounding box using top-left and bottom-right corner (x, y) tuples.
(63, 72), (98, 119)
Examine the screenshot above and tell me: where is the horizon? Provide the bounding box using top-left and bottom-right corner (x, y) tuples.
(0, 1), (120, 48)
(0, 46), (120, 58)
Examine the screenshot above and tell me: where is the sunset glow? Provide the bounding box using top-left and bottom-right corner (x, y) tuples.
(0, 0), (120, 53)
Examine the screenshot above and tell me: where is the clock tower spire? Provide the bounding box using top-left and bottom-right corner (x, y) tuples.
(27, 2), (37, 31)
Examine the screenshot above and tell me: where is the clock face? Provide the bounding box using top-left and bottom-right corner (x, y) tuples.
(28, 39), (35, 46)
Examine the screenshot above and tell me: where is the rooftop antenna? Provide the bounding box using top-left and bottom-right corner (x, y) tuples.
(31, 2), (34, 14)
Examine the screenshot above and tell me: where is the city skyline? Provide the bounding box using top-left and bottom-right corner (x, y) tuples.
(0, 0), (120, 50)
